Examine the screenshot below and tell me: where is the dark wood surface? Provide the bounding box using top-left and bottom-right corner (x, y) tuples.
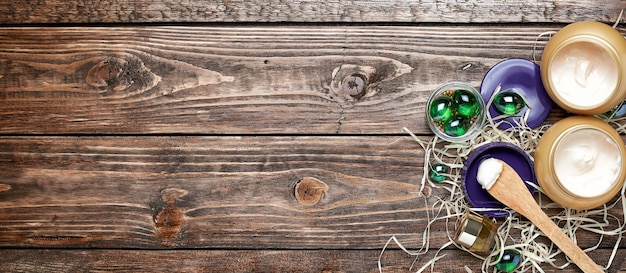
(0, 25), (573, 135)
(1, 1), (626, 272)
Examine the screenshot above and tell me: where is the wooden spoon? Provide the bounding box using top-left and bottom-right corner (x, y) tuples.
(478, 158), (603, 273)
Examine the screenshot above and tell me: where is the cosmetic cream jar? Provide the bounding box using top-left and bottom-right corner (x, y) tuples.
(453, 212), (497, 256)
(535, 116), (626, 210)
(541, 21), (626, 115)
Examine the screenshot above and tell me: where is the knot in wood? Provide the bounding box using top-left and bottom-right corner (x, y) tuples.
(155, 204), (184, 242)
(330, 64), (375, 100)
(85, 54), (161, 94)
(341, 74), (366, 98)
(86, 58), (122, 88)
(294, 177), (329, 206)
(155, 187), (187, 244)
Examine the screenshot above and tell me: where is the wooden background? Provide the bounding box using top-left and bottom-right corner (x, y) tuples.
(0, 1), (625, 272)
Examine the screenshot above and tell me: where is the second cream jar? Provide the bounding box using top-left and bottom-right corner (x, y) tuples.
(535, 116), (626, 210)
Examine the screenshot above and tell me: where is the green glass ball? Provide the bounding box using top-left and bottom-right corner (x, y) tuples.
(429, 164), (448, 182)
(453, 89), (480, 117)
(429, 96), (454, 122)
(443, 116), (470, 137)
(494, 249), (523, 272)
(494, 91), (526, 115)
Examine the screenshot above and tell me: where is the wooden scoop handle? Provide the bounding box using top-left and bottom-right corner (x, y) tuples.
(488, 161), (603, 273)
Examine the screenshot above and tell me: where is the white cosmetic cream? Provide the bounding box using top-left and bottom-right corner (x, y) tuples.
(535, 116), (626, 210)
(476, 158), (503, 190)
(549, 41), (618, 108)
(553, 128), (621, 198)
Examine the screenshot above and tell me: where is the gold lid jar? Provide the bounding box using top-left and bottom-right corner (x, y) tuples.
(535, 116), (626, 210)
(453, 212), (497, 256)
(540, 21), (626, 115)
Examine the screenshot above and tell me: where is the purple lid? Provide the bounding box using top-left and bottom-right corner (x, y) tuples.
(480, 59), (553, 129)
(461, 142), (537, 217)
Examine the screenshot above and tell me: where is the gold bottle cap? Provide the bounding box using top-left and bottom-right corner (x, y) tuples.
(454, 214), (483, 248)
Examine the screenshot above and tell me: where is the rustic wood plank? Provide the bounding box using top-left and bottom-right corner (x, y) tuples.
(0, 249), (481, 273)
(0, 249), (624, 273)
(0, 25), (593, 135)
(0, 136), (429, 249)
(0, 0), (624, 24)
(0, 136), (623, 251)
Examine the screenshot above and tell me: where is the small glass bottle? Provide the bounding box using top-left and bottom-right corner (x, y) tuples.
(453, 212), (498, 256)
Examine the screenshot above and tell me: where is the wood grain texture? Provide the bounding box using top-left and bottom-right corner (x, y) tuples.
(0, 0), (624, 24)
(0, 25), (591, 135)
(0, 249), (483, 273)
(0, 136), (430, 249)
(0, 249), (623, 273)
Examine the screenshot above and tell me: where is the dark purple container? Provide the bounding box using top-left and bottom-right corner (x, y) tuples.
(481, 59), (553, 129)
(461, 142), (537, 217)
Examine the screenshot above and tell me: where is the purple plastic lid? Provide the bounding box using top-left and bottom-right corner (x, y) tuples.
(461, 142), (537, 218)
(480, 59), (553, 129)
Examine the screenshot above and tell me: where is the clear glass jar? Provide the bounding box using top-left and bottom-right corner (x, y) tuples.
(426, 82), (486, 142)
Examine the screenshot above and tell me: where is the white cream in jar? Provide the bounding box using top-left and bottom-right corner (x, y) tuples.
(535, 116), (626, 210)
(549, 41), (619, 108)
(553, 128), (621, 197)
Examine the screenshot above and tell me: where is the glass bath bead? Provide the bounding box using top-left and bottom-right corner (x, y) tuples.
(444, 116), (470, 137)
(430, 164), (448, 182)
(494, 91), (526, 115)
(429, 96), (454, 122)
(494, 249), (523, 272)
(454, 89), (480, 117)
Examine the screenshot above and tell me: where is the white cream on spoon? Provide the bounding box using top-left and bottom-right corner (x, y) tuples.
(476, 157), (503, 190)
